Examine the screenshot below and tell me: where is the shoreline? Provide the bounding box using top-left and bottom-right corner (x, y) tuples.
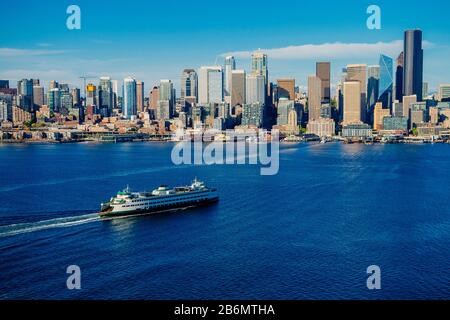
(1, 139), (449, 145)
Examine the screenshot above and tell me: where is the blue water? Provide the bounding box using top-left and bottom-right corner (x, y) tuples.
(0, 142), (449, 300)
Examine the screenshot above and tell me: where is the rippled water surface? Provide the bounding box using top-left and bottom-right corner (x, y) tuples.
(0, 142), (449, 299)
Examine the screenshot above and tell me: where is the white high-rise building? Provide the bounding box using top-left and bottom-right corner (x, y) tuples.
(246, 74), (265, 105)
(198, 66), (223, 104)
(224, 56), (236, 97)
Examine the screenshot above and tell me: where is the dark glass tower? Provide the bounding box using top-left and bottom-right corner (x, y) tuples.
(403, 30), (423, 101)
(378, 54), (393, 109)
(395, 52), (404, 102)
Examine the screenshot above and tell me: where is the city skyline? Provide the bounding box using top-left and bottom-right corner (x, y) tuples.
(0, 1), (449, 92)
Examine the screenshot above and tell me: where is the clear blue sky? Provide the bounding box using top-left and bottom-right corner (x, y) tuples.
(0, 0), (449, 93)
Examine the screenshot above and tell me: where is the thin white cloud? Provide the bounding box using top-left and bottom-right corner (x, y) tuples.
(0, 48), (67, 57)
(222, 40), (434, 60)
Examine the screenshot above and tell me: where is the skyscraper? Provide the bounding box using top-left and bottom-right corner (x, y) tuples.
(277, 98), (296, 126)
(422, 82), (428, 99)
(308, 75), (322, 122)
(277, 79), (295, 101)
(72, 88), (81, 107)
(111, 80), (119, 109)
(47, 88), (61, 112)
(0, 80), (9, 89)
(136, 81), (145, 112)
(150, 86), (159, 110)
(86, 84), (97, 108)
(402, 94), (417, 120)
(403, 29), (423, 101)
(33, 85), (44, 108)
(159, 80), (174, 117)
(378, 54), (394, 109)
(395, 52), (404, 102)
(346, 64), (367, 122)
(198, 66), (223, 104)
(343, 81), (361, 125)
(316, 62), (331, 103)
(231, 70), (246, 107)
(246, 74), (265, 105)
(123, 77), (137, 119)
(181, 69), (198, 107)
(251, 52), (268, 86)
(224, 56), (236, 97)
(17, 79), (34, 112)
(99, 77), (113, 116)
(367, 65), (380, 124)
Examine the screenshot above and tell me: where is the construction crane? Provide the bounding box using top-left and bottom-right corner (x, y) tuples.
(79, 76), (97, 105)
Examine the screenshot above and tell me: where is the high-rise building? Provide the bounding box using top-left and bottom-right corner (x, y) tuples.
(403, 29), (423, 101)
(123, 77), (137, 119)
(395, 52), (404, 102)
(47, 88), (61, 112)
(367, 65), (380, 124)
(439, 84), (450, 101)
(277, 79), (295, 101)
(198, 66), (223, 104)
(136, 81), (145, 112)
(111, 80), (119, 109)
(17, 79), (34, 111)
(343, 81), (362, 125)
(157, 100), (172, 120)
(402, 94), (417, 120)
(159, 80), (173, 103)
(378, 54), (394, 110)
(49, 80), (59, 90)
(277, 98), (296, 126)
(181, 69), (198, 107)
(316, 62), (331, 103)
(158, 80), (174, 118)
(374, 102), (391, 130)
(422, 82), (428, 99)
(0, 80), (9, 89)
(99, 77), (113, 116)
(150, 86), (159, 110)
(251, 52), (268, 86)
(231, 70), (246, 107)
(246, 74), (265, 105)
(86, 84), (97, 108)
(241, 103), (264, 127)
(224, 56), (236, 97)
(346, 64), (367, 122)
(72, 88), (81, 107)
(33, 85), (45, 108)
(308, 75), (322, 122)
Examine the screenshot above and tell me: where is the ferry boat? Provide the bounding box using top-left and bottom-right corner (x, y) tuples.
(99, 178), (219, 218)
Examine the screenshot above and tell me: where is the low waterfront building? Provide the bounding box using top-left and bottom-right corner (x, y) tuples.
(307, 118), (335, 137)
(341, 123), (372, 139)
(416, 124), (444, 137)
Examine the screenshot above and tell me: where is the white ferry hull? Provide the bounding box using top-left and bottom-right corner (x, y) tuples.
(100, 190), (219, 218)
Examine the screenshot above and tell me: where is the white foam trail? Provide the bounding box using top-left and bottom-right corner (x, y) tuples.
(0, 205), (202, 238)
(0, 213), (100, 238)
